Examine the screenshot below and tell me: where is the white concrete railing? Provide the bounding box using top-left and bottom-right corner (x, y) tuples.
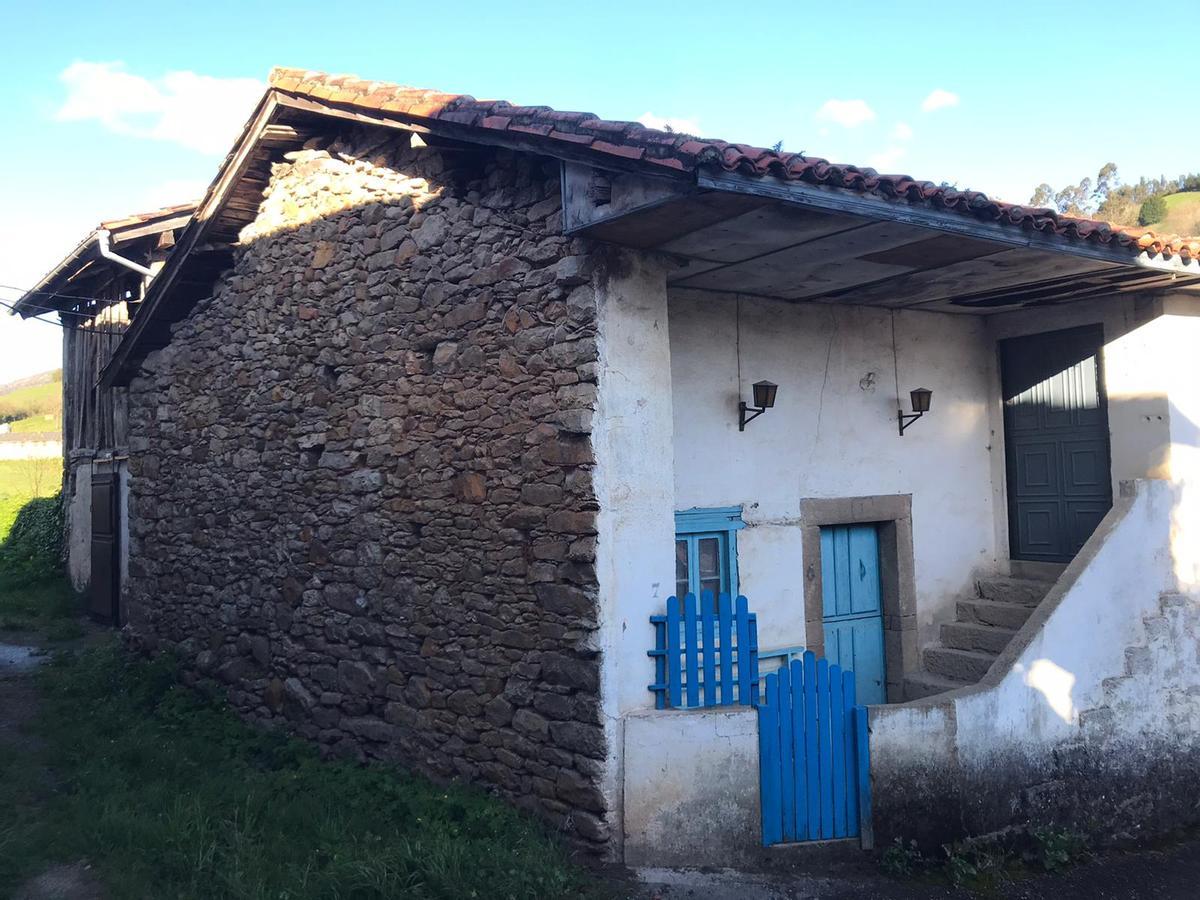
(868, 478), (1199, 840)
(0, 435), (62, 460)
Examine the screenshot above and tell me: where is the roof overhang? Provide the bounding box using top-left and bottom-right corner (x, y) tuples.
(563, 163), (1200, 314)
(99, 68), (1200, 386)
(12, 205), (194, 318)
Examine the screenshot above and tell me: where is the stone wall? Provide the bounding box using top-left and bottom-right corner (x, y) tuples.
(124, 129), (612, 849)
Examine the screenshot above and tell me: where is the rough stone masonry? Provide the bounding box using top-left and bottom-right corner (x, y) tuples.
(124, 127), (614, 850)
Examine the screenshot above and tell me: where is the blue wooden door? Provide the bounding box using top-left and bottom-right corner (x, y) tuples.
(820, 525), (886, 705)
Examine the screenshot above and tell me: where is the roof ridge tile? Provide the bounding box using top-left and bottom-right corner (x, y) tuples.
(260, 66), (1197, 260)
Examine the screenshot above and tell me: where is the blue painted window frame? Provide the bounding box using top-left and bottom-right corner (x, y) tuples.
(674, 506), (744, 606)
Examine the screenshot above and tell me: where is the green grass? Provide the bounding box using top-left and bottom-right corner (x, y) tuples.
(7, 413), (59, 434)
(0, 459), (62, 540)
(0, 577), (82, 638)
(0, 374), (62, 438)
(0, 640), (600, 899)
(0, 377), (61, 423)
(1144, 192), (1200, 236)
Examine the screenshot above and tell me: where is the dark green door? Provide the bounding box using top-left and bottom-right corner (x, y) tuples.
(1001, 324), (1112, 563)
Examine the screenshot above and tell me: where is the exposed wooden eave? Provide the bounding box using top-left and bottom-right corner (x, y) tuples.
(697, 169), (1200, 277)
(102, 93), (285, 387)
(560, 161), (1200, 315)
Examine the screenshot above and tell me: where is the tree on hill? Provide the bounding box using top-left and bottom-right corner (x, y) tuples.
(1028, 164), (1198, 226)
(1139, 195), (1168, 226)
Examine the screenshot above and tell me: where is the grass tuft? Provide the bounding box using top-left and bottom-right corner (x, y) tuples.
(0, 641), (599, 899)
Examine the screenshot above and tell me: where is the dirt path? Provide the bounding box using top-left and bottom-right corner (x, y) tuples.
(629, 835), (1200, 899)
(1, 637), (105, 900)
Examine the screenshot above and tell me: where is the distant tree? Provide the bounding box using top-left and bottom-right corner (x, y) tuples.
(1055, 178), (1092, 217)
(1030, 183), (1056, 208)
(1030, 164), (1200, 227)
(1139, 195), (1168, 226)
(1094, 162), (1119, 202)
(1028, 166), (1111, 217)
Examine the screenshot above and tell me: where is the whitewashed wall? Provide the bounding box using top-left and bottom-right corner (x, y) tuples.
(592, 251), (678, 858)
(869, 306), (1200, 848)
(668, 288), (1000, 651)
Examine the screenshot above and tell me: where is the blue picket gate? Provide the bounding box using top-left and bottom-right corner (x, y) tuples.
(757, 650), (872, 846)
(647, 591), (759, 709)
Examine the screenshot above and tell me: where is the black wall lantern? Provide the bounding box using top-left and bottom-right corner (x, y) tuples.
(739, 380), (778, 431)
(897, 387), (933, 435)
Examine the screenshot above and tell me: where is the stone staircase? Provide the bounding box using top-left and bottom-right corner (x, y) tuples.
(904, 574), (1057, 700)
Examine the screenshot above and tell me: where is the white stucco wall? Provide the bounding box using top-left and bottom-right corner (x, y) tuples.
(592, 250), (678, 855)
(623, 706), (760, 867)
(870, 478), (1200, 841)
(668, 289), (999, 651)
(869, 308), (1200, 844)
(65, 456), (92, 593)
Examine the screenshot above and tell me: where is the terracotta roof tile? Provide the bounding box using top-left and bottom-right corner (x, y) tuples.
(592, 141), (645, 160)
(266, 67), (1198, 261)
(548, 130), (596, 146)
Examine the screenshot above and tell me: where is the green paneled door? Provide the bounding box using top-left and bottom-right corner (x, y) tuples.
(820, 524), (886, 705)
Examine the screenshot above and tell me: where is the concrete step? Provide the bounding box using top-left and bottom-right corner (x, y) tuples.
(923, 646), (996, 681)
(903, 671), (972, 701)
(956, 597), (1036, 630)
(941, 620), (1018, 654)
(975, 576), (1052, 607)
(1009, 559), (1066, 581)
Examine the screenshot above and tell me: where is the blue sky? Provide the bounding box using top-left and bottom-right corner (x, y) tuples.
(1, 0), (1196, 382)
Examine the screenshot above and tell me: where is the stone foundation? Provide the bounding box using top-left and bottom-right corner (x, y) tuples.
(124, 129), (612, 850)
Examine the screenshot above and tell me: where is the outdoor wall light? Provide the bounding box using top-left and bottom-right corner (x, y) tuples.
(897, 387), (933, 435)
(739, 380), (779, 431)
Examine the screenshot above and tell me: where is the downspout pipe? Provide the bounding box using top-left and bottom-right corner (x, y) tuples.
(96, 229), (155, 278)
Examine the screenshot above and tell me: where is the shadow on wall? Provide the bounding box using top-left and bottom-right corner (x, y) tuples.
(871, 388), (1200, 850)
(120, 126), (620, 850)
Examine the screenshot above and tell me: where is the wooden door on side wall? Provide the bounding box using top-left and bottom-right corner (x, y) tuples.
(90, 470), (119, 624)
(1001, 324), (1112, 564)
(820, 524), (886, 705)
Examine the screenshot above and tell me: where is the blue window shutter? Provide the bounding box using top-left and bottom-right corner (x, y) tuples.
(674, 507), (744, 600)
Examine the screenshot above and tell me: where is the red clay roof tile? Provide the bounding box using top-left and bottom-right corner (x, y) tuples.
(266, 67), (1198, 261)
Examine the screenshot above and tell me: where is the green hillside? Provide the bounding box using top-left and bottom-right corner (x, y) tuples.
(1142, 192), (1200, 236)
(0, 370), (63, 539)
(0, 370), (62, 435)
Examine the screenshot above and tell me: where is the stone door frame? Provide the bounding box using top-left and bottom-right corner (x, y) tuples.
(800, 494), (917, 703)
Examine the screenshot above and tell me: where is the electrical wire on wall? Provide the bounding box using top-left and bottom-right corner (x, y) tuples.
(735, 293), (742, 399)
(805, 307), (837, 471)
(1, 282), (136, 454)
(890, 309), (901, 405)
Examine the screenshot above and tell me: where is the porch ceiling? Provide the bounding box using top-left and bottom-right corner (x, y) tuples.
(569, 178), (1200, 314)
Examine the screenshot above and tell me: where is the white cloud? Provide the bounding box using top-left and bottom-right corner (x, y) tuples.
(55, 61), (263, 155)
(868, 146), (907, 172)
(921, 89), (960, 113)
(814, 98), (876, 128)
(891, 121), (913, 141)
(637, 111), (702, 135)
